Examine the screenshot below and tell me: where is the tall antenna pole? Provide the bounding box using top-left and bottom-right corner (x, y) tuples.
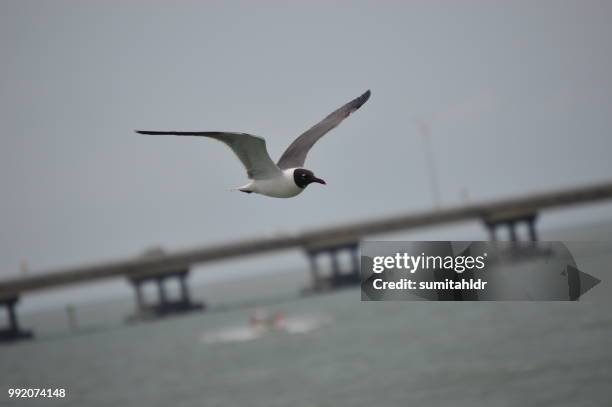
(416, 119), (441, 209)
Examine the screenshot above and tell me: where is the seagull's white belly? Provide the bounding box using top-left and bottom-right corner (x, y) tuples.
(249, 169), (303, 198)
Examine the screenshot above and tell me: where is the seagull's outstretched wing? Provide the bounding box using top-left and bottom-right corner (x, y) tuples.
(136, 131), (282, 180)
(276, 90), (371, 170)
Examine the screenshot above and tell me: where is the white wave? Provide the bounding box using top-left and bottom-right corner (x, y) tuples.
(199, 313), (332, 344)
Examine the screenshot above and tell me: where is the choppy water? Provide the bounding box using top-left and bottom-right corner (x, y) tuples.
(2, 287), (611, 407)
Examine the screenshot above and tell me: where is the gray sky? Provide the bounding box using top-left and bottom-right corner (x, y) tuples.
(1, 0), (612, 286)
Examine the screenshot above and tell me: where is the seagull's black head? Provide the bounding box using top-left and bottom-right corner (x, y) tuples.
(293, 168), (326, 189)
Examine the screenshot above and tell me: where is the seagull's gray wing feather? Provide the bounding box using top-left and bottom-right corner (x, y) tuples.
(276, 90), (371, 170)
(136, 131), (282, 180)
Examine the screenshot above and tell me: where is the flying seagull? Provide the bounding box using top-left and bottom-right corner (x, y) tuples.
(136, 90), (371, 198)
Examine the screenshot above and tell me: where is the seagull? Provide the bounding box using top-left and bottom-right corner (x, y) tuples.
(136, 90), (371, 198)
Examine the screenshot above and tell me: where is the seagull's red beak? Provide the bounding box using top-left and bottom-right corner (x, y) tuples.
(312, 177), (326, 185)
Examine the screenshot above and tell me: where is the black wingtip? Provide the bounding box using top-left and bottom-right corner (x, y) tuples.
(359, 89), (371, 103)
(352, 89), (371, 110)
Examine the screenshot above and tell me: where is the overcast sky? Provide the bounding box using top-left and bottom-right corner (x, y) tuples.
(1, 1), (612, 286)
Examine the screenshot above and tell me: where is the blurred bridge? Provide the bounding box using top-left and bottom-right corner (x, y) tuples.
(2, 180), (612, 341)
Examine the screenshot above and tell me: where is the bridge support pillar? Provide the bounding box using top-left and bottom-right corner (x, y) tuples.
(486, 223), (498, 241)
(0, 297), (33, 343)
(156, 276), (168, 307)
(508, 221), (518, 242)
(128, 269), (204, 321)
(132, 280), (145, 315)
(304, 241), (360, 293)
(527, 216), (538, 241)
(179, 272), (191, 304)
(484, 212), (538, 242)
